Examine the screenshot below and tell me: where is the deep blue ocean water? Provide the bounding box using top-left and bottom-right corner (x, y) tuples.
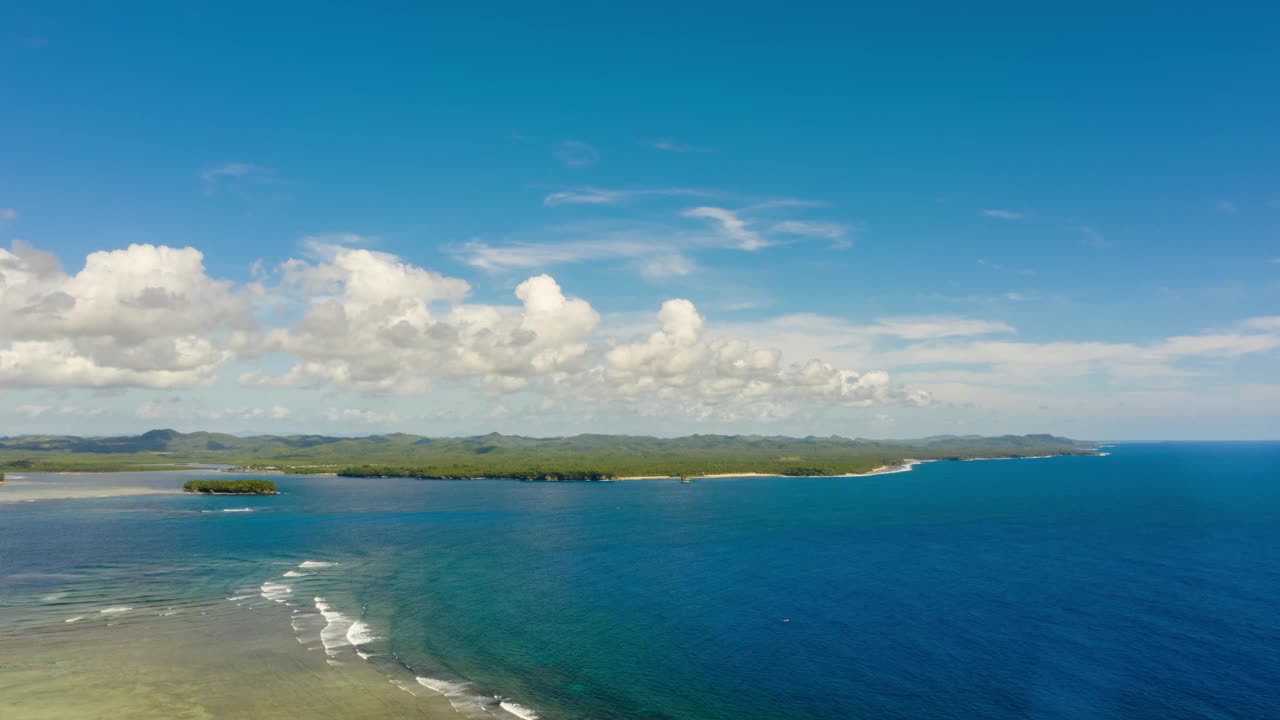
(2, 443), (1278, 719)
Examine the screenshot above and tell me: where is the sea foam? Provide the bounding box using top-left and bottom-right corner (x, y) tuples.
(346, 619), (376, 646)
(260, 582), (292, 602)
(499, 701), (540, 720)
(415, 677), (497, 718)
(298, 561), (336, 569)
(282, 570), (311, 578)
(313, 596), (376, 662)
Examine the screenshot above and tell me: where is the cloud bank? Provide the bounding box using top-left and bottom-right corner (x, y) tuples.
(5, 240), (1278, 428)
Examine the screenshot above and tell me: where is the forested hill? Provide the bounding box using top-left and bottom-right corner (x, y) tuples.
(0, 429), (1097, 477)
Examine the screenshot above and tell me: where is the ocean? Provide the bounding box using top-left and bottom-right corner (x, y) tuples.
(2, 442), (1277, 719)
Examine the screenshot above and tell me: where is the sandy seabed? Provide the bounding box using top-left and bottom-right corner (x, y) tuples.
(0, 600), (463, 720)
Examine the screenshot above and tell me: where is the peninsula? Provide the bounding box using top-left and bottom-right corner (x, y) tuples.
(0, 429), (1098, 480)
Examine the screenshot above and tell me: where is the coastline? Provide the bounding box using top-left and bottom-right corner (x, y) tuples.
(184, 490), (280, 495)
(613, 452), (1098, 481)
(0, 477), (183, 503)
(1, 452), (1102, 502)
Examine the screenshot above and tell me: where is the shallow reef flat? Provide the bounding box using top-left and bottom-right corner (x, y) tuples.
(0, 601), (461, 720)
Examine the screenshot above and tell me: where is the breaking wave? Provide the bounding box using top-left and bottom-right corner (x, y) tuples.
(260, 582), (292, 603)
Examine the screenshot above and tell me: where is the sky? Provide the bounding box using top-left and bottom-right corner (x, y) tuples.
(1, 2), (1278, 440)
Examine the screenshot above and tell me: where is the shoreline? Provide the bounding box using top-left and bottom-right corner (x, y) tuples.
(184, 490), (280, 495)
(0, 451), (1104, 502)
(614, 452), (1099, 481)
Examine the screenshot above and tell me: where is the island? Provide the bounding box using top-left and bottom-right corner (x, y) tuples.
(0, 429), (1100, 481)
(183, 479), (278, 495)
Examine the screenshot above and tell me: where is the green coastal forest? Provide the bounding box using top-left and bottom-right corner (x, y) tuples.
(182, 479), (278, 494)
(0, 429), (1097, 480)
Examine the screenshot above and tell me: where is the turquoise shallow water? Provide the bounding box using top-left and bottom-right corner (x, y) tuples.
(2, 443), (1279, 719)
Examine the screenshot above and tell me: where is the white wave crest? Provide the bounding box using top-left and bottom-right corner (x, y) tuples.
(260, 582), (292, 603)
(99, 606), (132, 614)
(64, 615), (85, 623)
(313, 596), (375, 660)
(347, 619), (376, 646)
(282, 570), (311, 578)
(500, 701), (539, 720)
(298, 561), (336, 569)
(415, 677), (499, 718)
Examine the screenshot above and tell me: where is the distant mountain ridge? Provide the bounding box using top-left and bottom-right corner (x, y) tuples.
(0, 428), (1085, 454)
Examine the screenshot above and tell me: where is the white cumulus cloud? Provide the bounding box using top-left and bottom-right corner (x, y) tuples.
(249, 246), (599, 394)
(0, 241), (252, 389)
(559, 298), (929, 420)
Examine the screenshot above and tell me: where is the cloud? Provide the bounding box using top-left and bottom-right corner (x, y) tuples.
(878, 319), (1280, 390)
(238, 243), (928, 418)
(681, 206), (768, 250)
(206, 406), (291, 421)
(922, 291), (1038, 305)
(1242, 316), (1280, 332)
(134, 398), (289, 421)
(980, 209), (1026, 220)
(16, 403), (50, 417)
(770, 220), (847, 240)
(13, 239), (1277, 431)
(742, 198), (830, 212)
(645, 139), (716, 153)
(543, 188), (626, 207)
(1077, 225), (1111, 248)
(542, 187), (709, 207)
(771, 220), (851, 248)
(460, 204), (848, 277)
(456, 236), (662, 273)
(0, 208), (16, 221)
(866, 316), (1016, 340)
(326, 407), (401, 424)
(554, 141), (599, 168)
(248, 247), (599, 394)
(558, 299), (929, 420)
(977, 258), (1037, 276)
(0, 241), (252, 389)
(200, 162), (272, 194)
(136, 397), (182, 419)
(638, 254), (697, 280)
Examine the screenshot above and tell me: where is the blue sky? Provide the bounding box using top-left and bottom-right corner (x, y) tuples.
(1, 2), (1277, 439)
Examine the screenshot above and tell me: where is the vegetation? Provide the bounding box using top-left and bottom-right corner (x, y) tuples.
(183, 479), (278, 494)
(339, 467), (617, 481)
(0, 429), (1098, 481)
(0, 457), (192, 473)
